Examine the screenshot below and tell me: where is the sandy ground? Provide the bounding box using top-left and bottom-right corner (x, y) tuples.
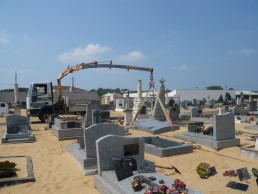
(0, 109), (258, 194)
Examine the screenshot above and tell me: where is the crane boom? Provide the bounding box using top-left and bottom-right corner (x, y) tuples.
(57, 61), (153, 100)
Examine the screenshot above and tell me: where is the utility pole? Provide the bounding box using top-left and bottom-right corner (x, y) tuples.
(14, 71), (19, 104)
(70, 76), (74, 92)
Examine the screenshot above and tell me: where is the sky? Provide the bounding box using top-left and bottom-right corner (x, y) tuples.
(0, 0), (258, 92)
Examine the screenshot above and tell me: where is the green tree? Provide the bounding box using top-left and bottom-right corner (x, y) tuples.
(218, 94), (224, 103)
(0, 88), (28, 92)
(206, 86), (224, 90)
(225, 92), (232, 101)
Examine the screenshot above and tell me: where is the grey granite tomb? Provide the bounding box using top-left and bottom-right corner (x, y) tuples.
(249, 100), (257, 111)
(144, 136), (193, 157)
(1, 115), (35, 143)
(52, 117), (84, 140)
(168, 105), (180, 121)
(67, 123), (126, 175)
(94, 135), (201, 194)
(190, 107), (214, 123)
(92, 109), (110, 125)
(175, 112), (240, 150)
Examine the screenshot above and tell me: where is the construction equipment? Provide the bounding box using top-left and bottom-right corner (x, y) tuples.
(26, 61), (153, 122)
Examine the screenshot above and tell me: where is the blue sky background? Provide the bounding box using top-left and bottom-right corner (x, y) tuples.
(0, 0), (258, 92)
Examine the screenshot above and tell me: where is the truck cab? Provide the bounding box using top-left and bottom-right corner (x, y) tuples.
(26, 82), (54, 119)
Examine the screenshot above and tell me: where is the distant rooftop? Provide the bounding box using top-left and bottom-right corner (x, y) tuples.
(53, 85), (86, 91)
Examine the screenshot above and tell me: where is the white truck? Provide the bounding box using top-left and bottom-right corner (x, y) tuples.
(26, 61), (153, 122)
(26, 82), (99, 122)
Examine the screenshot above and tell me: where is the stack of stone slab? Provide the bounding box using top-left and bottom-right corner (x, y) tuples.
(67, 123), (126, 175)
(52, 116), (84, 140)
(94, 135), (201, 194)
(1, 115), (35, 143)
(175, 112), (240, 150)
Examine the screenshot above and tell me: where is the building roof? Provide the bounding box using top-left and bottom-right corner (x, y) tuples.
(235, 91), (258, 95)
(53, 85), (86, 91)
(0, 92), (27, 104)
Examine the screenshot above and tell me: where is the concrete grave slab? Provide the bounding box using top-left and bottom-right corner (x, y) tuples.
(133, 118), (179, 135)
(0, 156), (35, 188)
(144, 136), (193, 157)
(95, 171), (202, 194)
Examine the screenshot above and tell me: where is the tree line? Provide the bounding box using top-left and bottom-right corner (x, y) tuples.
(0, 88), (29, 92)
(90, 88), (137, 97)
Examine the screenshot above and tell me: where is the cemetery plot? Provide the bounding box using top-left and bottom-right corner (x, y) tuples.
(1, 115), (35, 143)
(144, 136), (193, 157)
(52, 116), (84, 140)
(67, 123), (126, 175)
(94, 135), (201, 194)
(0, 156), (35, 188)
(175, 113), (240, 150)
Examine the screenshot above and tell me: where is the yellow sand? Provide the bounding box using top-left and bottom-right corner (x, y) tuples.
(0, 109), (258, 194)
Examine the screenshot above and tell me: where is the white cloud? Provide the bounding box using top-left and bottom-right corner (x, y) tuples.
(117, 51), (148, 63)
(58, 43), (111, 63)
(0, 31), (10, 44)
(177, 64), (193, 71)
(227, 49), (258, 56)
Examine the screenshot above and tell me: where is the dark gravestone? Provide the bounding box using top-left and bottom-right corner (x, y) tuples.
(236, 167), (251, 181)
(250, 101), (257, 111)
(2, 115), (35, 143)
(113, 158), (133, 181)
(6, 115), (31, 134)
(67, 121), (76, 128)
(92, 109), (111, 125)
(124, 143), (139, 156)
(140, 106), (146, 114)
(168, 99), (175, 107)
(187, 122), (204, 133)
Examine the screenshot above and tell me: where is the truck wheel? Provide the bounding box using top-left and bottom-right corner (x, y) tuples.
(39, 111), (51, 123)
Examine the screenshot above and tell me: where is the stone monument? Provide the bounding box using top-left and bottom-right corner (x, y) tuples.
(67, 123), (126, 175)
(1, 115), (35, 143)
(175, 112), (240, 150)
(132, 80), (148, 120)
(249, 100), (257, 111)
(153, 78), (166, 121)
(52, 116), (84, 140)
(94, 135), (201, 194)
(123, 93), (133, 126)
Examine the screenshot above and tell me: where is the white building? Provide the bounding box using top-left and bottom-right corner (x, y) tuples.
(167, 89), (236, 101)
(102, 92), (122, 104)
